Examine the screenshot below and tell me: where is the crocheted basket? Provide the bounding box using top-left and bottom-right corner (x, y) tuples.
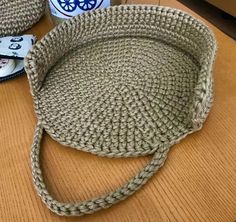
(25, 5), (217, 216)
(0, 0), (46, 36)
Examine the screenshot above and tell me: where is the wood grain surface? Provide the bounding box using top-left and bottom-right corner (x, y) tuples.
(0, 0), (236, 221)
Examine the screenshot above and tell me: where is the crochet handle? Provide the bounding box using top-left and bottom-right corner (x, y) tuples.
(31, 122), (170, 216)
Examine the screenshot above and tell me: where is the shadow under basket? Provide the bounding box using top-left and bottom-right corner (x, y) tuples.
(24, 5), (217, 217)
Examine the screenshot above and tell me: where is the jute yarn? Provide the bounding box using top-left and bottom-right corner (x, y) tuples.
(0, 0), (46, 36)
(25, 5), (217, 216)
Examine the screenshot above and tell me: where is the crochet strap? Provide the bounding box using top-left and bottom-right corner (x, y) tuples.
(31, 122), (170, 216)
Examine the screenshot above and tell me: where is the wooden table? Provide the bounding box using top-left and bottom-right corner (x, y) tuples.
(0, 1), (235, 221)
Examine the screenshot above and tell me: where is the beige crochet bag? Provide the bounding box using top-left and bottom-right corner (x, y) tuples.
(25, 5), (217, 216)
(0, 0), (46, 36)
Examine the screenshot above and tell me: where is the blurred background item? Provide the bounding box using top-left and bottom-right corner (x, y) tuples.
(48, 0), (125, 25)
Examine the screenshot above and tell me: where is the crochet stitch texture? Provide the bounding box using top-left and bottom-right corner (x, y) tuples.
(25, 5), (217, 216)
(0, 0), (45, 36)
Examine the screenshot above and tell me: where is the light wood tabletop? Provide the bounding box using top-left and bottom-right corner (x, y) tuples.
(0, 0), (235, 221)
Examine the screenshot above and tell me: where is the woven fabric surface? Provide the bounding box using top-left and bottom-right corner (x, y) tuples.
(0, 0), (46, 36)
(25, 5), (217, 216)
